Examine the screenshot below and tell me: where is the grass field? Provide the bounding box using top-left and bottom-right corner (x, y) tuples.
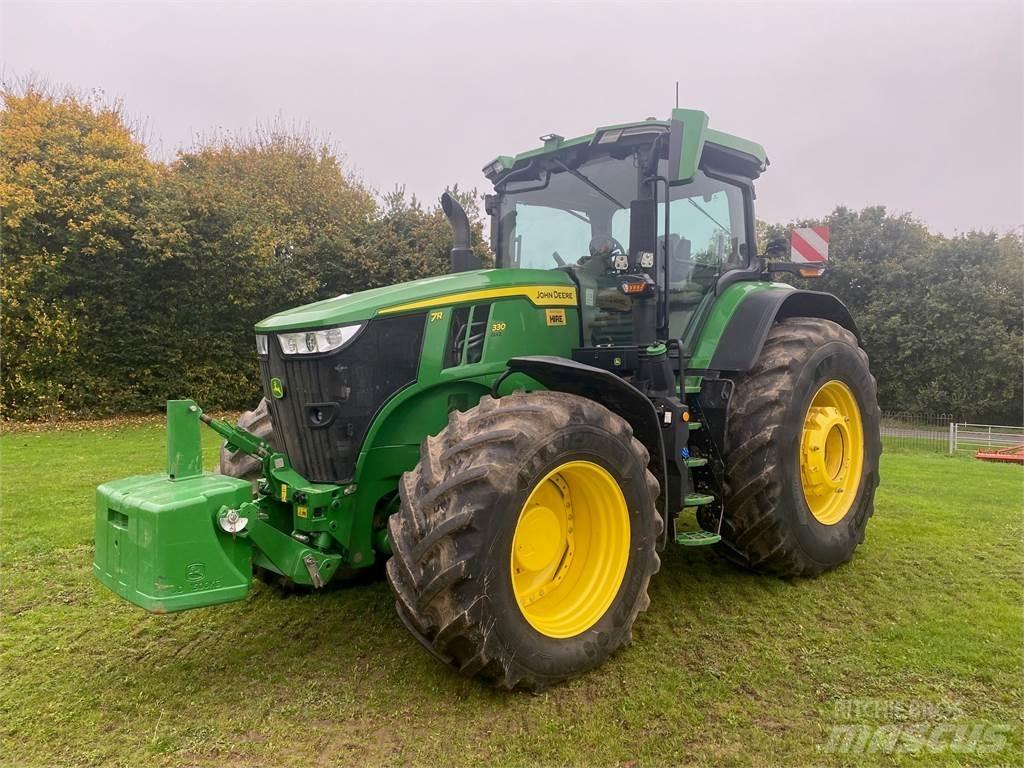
(2, 422), (1022, 767)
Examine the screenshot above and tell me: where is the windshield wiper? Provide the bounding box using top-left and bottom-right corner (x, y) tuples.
(553, 159), (626, 209)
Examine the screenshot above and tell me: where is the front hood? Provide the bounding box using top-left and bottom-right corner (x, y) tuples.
(255, 268), (576, 332)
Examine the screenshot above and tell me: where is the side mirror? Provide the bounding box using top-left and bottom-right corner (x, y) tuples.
(667, 117), (684, 182)
(763, 235), (789, 260)
(665, 109), (709, 182)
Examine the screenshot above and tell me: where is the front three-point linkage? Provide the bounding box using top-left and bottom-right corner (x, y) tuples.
(191, 404), (345, 587)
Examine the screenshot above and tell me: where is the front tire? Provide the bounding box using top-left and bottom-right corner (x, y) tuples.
(386, 392), (662, 690)
(714, 317), (881, 577)
(218, 398), (276, 482)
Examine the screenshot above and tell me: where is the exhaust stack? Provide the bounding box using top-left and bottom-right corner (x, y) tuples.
(441, 192), (481, 273)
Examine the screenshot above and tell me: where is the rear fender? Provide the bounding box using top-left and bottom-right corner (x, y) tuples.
(708, 288), (859, 372)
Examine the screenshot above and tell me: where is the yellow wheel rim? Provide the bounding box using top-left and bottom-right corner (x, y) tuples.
(510, 460), (630, 638)
(800, 380), (865, 525)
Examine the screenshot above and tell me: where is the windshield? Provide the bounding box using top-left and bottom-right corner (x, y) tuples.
(494, 153), (749, 344)
(496, 154), (635, 270)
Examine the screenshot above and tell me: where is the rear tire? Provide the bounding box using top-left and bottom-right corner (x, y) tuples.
(714, 317), (881, 577)
(386, 391), (662, 691)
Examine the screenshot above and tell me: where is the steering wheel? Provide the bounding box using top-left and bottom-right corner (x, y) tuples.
(589, 236), (627, 259)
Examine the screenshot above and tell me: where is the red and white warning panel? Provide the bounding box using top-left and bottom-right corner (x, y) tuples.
(790, 226), (830, 264)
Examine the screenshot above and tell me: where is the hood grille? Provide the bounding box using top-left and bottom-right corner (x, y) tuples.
(259, 313), (426, 484)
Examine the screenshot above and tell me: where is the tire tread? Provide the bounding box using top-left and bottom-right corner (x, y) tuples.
(386, 391), (661, 690)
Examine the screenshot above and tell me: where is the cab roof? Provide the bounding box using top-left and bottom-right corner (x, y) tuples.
(483, 109), (768, 184)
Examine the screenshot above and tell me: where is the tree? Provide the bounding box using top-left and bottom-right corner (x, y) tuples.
(798, 207), (1023, 423)
(355, 184), (491, 289)
(1, 84), (493, 418)
(136, 128), (380, 409)
(1, 83), (158, 417)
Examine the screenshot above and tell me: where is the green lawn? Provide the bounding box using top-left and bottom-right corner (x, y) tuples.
(2, 423), (1022, 767)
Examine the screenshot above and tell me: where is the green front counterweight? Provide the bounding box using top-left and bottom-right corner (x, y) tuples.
(94, 400), (347, 613)
(95, 400), (256, 612)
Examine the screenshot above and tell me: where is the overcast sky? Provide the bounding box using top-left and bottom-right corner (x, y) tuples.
(3, 1), (1022, 234)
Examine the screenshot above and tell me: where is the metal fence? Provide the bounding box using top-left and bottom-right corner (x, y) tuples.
(879, 412), (1024, 456)
(880, 411), (955, 453)
(950, 423), (1024, 456)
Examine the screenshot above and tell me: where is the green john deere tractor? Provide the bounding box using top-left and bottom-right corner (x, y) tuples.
(95, 108), (881, 690)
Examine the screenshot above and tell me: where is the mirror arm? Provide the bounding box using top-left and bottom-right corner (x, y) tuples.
(763, 261), (827, 278)
(643, 174), (672, 336)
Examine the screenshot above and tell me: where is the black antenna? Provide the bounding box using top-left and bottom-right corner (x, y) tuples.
(675, 81), (679, 108)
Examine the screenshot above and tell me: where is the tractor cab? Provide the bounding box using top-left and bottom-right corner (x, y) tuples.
(482, 111), (765, 357)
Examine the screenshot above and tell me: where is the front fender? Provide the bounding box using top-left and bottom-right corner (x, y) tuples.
(503, 356), (669, 547)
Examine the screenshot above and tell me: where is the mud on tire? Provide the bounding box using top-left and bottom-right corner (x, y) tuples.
(713, 317), (881, 577)
(386, 391), (662, 691)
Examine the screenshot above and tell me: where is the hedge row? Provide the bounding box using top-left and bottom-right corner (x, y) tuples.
(2, 86), (1020, 424)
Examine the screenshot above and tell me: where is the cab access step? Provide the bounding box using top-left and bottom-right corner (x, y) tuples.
(675, 492), (722, 546)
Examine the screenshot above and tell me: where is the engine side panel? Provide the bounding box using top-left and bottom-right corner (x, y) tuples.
(339, 294), (580, 563)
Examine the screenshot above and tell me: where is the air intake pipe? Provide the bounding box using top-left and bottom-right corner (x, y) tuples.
(441, 191), (481, 273)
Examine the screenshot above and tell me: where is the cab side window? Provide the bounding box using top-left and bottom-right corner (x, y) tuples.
(613, 172), (748, 341)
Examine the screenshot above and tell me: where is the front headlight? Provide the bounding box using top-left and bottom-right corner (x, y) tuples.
(255, 334), (269, 356)
(276, 324), (363, 356)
